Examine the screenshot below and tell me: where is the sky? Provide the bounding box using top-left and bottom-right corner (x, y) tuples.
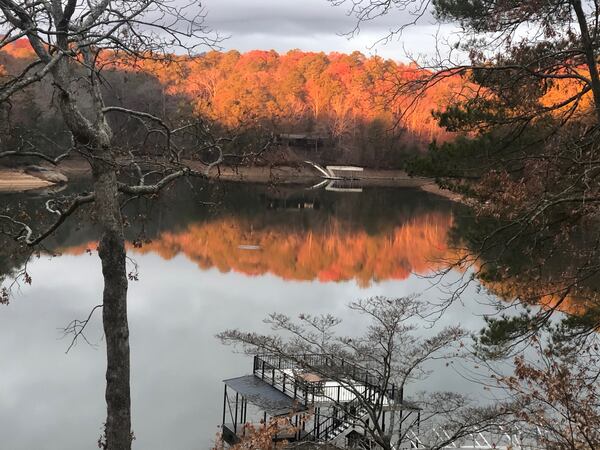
(201, 0), (456, 61)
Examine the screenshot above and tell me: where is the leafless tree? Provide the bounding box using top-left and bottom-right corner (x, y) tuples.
(0, 1), (243, 449)
(218, 296), (512, 450)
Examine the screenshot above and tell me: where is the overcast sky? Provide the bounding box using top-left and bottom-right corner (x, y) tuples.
(201, 0), (455, 61)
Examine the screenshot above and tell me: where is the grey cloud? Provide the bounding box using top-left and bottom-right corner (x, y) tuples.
(201, 0), (442, 59)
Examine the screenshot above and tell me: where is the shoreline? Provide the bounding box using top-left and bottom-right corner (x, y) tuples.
(0, 169), (55, 192)
(0, 160), (463, 202)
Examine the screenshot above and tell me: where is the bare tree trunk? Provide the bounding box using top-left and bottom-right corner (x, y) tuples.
(95, 163), (132, 450)
(572, 0), (600, 123)
(53, 73), (132, 448)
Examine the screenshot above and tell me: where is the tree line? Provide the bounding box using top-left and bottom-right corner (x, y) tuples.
(1, 40), (463, 167)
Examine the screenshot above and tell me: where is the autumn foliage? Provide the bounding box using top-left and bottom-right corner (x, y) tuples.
(0, 39), (462, 166)
(126, 49), (461, 143)
(497, 338), (600, 449)
(65, 211), (456, 286)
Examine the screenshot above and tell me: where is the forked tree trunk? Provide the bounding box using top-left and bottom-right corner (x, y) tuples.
(94, 162), (132, 450)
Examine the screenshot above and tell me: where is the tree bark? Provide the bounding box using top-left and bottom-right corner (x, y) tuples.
(48, 55), (132, 449)
(572, 0), (600, 124)
(95, 163), (132, 450)
(49, 60), (132, 449)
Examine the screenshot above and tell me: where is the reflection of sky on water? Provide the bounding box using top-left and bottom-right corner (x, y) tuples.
(0, 249), (496, 450)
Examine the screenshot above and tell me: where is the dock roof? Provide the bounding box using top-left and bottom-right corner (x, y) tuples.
(223, 375), (307, 417)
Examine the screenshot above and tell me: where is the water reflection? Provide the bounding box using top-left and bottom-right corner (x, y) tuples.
(449, 212), (600, 331)
(68, 213), (455, 286)
(0, 182), (489, 450)
(60, 184), (461, 286)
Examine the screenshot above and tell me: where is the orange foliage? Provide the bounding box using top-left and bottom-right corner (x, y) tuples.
(4, 39), (594, 142)
(540, 70), (596, 120)
(482, 277), (597, 317)
(0, 39), (467, 144)
(135, 213), (455, 286)
(0, 39), (35, 59)
(64, 212), (456, 287)
(104, 49), (460, 141)
(213, 415), (307, 450)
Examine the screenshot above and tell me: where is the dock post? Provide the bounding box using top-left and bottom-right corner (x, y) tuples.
(234, 392), (239, 435)
(315, 407), (320, 440)
(222, 385), (227, 426)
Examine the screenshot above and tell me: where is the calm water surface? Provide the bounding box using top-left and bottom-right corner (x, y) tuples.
(0, 182), (500, 450)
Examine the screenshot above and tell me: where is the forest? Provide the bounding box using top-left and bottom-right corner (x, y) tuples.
(0, 39), (459, 167)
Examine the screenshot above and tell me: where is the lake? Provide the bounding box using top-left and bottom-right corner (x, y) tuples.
(0, 181), (502, 450)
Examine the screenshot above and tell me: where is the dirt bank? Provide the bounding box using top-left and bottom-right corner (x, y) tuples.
(0, 169), (55, 192)
(1, 159), (463, 202)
